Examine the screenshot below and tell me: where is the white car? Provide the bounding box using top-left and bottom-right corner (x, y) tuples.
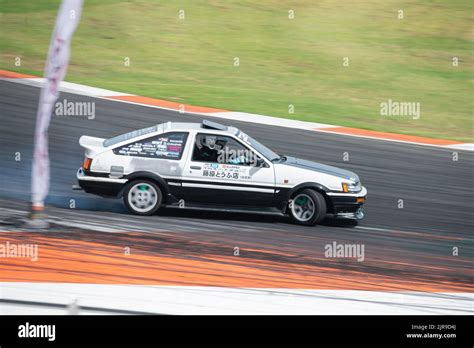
(75, 120), (367, 226)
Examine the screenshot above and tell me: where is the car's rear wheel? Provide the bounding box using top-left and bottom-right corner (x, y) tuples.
(289, 189), (327, 226)
(123, 180), (162, 215)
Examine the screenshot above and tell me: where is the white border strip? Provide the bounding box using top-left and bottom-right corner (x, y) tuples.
(182, 182), (274, 193)
(1, 283), (472, 315)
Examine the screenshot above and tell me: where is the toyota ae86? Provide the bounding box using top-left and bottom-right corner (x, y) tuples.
(75, 120), (367, 226)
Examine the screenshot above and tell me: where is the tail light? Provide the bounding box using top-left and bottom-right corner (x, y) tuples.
(82, 157), (92, 171)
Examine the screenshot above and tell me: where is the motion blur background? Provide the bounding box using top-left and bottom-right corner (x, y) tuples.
(0, 0), (472, 316)
(1, 0), (472, 141)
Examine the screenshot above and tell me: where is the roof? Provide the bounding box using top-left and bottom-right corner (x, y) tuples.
(103, 120), (238, 148)
(163, 120), (239, 135)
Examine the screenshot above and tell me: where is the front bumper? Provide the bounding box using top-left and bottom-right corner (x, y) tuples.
(326, 186), (367, 220)
(76, 168), (127, 197)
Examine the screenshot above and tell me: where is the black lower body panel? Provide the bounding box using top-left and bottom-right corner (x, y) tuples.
(78, 180), (123, 198)
(328, 194), (366, 219)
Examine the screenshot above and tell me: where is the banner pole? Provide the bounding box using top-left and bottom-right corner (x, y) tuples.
(28, 0), (83, 228)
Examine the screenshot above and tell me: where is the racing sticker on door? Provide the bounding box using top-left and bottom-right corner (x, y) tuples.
(201, 163), (251, 180)
(116, 133), (187, 159)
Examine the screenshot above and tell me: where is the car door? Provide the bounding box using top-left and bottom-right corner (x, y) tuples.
(180, 132), (276, 207)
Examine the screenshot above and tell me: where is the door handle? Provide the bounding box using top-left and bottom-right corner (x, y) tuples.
(190, 166), (202, 170)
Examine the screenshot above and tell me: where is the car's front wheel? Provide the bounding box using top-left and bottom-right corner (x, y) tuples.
(289, 189), (327, 226)
(123, 180), (162, 216)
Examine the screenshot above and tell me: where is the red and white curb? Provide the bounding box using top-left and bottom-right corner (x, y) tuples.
(1, 70), (472, 151)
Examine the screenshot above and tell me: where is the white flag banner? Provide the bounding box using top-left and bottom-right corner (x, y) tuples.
(31, 0), (83, 206)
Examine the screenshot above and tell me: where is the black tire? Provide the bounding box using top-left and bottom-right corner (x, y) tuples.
(289, 189), (327, 226)
(123, 179), (162, 216)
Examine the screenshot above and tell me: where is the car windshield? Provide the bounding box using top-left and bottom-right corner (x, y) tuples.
(103, 125), (158, 147)
(236, 130), (279, 161)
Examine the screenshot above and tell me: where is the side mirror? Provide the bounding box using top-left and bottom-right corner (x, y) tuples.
(256, 158), (268, 168)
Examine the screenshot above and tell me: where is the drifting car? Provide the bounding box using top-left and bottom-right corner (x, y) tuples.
(75, 120), (367, 226)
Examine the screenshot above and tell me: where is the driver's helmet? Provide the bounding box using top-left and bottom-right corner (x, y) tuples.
(201, 135), (223, 150)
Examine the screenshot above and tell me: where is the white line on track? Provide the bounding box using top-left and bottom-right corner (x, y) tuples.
(1, 77), (472, 151)
(1, 282), (472, 315)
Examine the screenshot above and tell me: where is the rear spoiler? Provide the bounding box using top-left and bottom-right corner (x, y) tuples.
(79, 135), (106, 157)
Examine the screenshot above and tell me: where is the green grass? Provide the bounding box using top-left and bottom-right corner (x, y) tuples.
(1, 0), (473, 142)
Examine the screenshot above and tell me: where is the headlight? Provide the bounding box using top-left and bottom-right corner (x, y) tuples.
(342, 181), (361, 193)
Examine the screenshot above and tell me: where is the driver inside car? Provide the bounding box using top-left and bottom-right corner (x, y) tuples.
(194, 135), (223, 162)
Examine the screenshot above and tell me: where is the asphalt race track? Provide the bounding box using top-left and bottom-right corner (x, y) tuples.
(0, 80), (473, 294)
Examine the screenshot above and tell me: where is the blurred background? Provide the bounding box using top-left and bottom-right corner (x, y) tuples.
(1, 0), (472, 141)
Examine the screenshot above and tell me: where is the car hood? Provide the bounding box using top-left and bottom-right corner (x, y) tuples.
(282, 156), (359, 181)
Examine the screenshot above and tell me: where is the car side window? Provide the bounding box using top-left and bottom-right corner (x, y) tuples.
(192, 133), (259, 166)
(113, 132), (188, 160)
